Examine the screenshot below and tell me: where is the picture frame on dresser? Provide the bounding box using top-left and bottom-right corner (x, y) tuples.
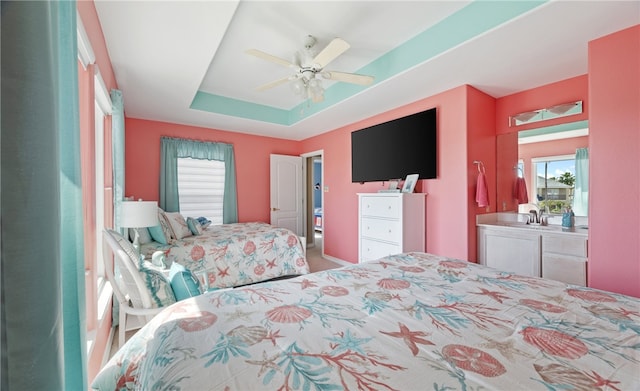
(401, 174), (418, 193)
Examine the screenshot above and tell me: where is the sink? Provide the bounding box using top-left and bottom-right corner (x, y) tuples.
(490, 222), (563, 231)
(524, 224), (561, 231)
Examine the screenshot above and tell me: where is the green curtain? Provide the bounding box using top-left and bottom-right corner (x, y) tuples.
(573, 147), (589, 216)
(159, 136), (238, 223)
(1, 1), (87, 390)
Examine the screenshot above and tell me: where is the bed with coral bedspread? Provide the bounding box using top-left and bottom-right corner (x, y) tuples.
(142, 222), (309, 290)
(92, 252), (640, 390)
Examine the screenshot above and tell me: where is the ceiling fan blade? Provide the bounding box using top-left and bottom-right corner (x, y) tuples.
(323, 71), (374, 86)
(246, 49), (296, 68)
(256, 76), (292, 92)
(312, 38), (350, 69)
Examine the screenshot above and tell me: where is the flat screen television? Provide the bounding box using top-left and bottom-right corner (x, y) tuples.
(351, 107), (437, 183)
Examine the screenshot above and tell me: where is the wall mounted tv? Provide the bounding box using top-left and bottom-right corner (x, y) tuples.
(351, 107), (437, 183)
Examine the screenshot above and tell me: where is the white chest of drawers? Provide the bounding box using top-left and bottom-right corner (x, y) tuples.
(358, 193), (426, 262)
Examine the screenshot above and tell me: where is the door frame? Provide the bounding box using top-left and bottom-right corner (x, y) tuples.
(301, 150), (323, 250)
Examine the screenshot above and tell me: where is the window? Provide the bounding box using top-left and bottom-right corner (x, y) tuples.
(531, 154), (575, 213)
(177, 157), (225, 224)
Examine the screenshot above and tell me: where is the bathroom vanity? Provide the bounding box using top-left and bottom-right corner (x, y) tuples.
(477, 213), (588, 286)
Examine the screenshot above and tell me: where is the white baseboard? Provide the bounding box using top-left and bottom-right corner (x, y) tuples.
(321, 254), (352, 267)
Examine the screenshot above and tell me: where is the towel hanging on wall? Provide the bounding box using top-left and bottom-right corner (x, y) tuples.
(514, 177), (529, 204)
(474, 161), (489, 208)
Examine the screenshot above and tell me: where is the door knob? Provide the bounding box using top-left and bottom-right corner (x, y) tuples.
(271, 207), (280, 211)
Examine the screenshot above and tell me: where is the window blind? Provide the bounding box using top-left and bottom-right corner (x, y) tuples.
(177, 157), (225, 225)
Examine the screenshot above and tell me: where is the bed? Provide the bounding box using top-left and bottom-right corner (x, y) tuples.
(139, 220), (309, 290)
(92, 252), (640, 390)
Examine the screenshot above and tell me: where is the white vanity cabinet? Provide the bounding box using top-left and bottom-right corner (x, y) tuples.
(358, 193), (426, 263)
(477, 223), (588, 285)
(542, 233), (587, 286)
(477, 226), (541, 277)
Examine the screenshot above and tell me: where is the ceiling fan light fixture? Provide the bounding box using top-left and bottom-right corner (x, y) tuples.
(247, 34), (374, 105)
(290, 78), (305, 96)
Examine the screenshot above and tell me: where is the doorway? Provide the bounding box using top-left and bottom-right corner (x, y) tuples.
(304, 151), (323, 253)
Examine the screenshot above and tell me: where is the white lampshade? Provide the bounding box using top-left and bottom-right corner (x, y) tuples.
(121, 200), (158, 228)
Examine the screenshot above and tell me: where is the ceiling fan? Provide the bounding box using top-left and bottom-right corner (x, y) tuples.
(246, 35), (374, 103)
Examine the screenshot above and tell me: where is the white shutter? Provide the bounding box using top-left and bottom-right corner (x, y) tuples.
(177, 157), (225, 225)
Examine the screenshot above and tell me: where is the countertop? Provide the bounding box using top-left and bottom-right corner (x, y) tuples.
(477, 213), (588, 237)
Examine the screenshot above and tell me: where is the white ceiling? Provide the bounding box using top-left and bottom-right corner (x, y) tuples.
(94, 1), (639, 141)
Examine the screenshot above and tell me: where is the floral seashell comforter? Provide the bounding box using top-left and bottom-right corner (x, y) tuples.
(92, 252), (640, 390)
(141, 222), (309, 290)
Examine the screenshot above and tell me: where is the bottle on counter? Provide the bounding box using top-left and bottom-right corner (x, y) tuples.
(562, 206), (575, 228)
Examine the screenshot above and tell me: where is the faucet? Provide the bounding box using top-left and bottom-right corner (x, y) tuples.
(538, 209), (547, 225)
(527, 205), (548, 225)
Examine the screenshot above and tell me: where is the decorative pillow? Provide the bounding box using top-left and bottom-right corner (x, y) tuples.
(148, 208), (175, 244)
(139, 261), (176, 308)
(165, 212), (192, 240)
(168, 262), (202, 301)
(128, 227), (152, 245)
(197, 217), (212, 230)
(186, 217), (202, 236)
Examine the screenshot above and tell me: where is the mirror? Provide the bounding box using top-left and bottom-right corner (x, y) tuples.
(496, 120), (589, 217)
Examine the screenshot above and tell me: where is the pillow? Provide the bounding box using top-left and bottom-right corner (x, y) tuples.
(197, 217), (212, 229)
(168, 262), (202, 301)
(165, 212), (192, 240)
(148, 208), (175, 244)
(186, 217), (202, 236)
(139, 261), (176, 307)
(128, 227), (152, 245)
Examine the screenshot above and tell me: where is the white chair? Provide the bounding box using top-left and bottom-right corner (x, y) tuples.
(103, 229), (164, 348)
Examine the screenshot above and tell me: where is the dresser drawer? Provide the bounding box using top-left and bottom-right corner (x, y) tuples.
(360, 238), (401, 262)
(360, 196), (400, 219)
(543, 235), (587, 257)
(360, 217), (401, 243)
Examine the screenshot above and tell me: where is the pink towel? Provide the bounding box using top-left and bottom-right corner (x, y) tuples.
(476, 172), (489, 207)
(514, 177), (529, 204)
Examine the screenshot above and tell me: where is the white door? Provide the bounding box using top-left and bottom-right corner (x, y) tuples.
(270, 154), (303, 236)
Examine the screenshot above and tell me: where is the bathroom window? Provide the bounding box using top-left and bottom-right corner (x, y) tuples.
(531, 154), (575, 214)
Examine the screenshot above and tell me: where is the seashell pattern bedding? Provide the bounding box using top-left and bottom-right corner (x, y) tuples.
(92, 252), (640, 390)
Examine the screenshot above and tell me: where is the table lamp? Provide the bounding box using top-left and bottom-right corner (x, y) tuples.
(120, 200), (159, 256)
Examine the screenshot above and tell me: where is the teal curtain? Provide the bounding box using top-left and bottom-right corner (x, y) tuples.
(111, 89), (126, 232)
(1, 1), (87, 390)
(573, 147), (589, 216)
(159, 137), (238, 223)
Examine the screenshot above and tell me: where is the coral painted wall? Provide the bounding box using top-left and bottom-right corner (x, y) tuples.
(588, 25), (639, 297)
(299, 85), (495, 263)
(495, 75), (589, 136)
(124, 118), (301, 224)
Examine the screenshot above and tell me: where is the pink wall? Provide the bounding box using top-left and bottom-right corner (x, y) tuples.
(495, 75), (589, 136)
(300, 85), (494, 263)
(124, 118), (301, 223)
(588, 25), (639, 297)
(465, 86), (497, 261)
(518, 136), (589, 200)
